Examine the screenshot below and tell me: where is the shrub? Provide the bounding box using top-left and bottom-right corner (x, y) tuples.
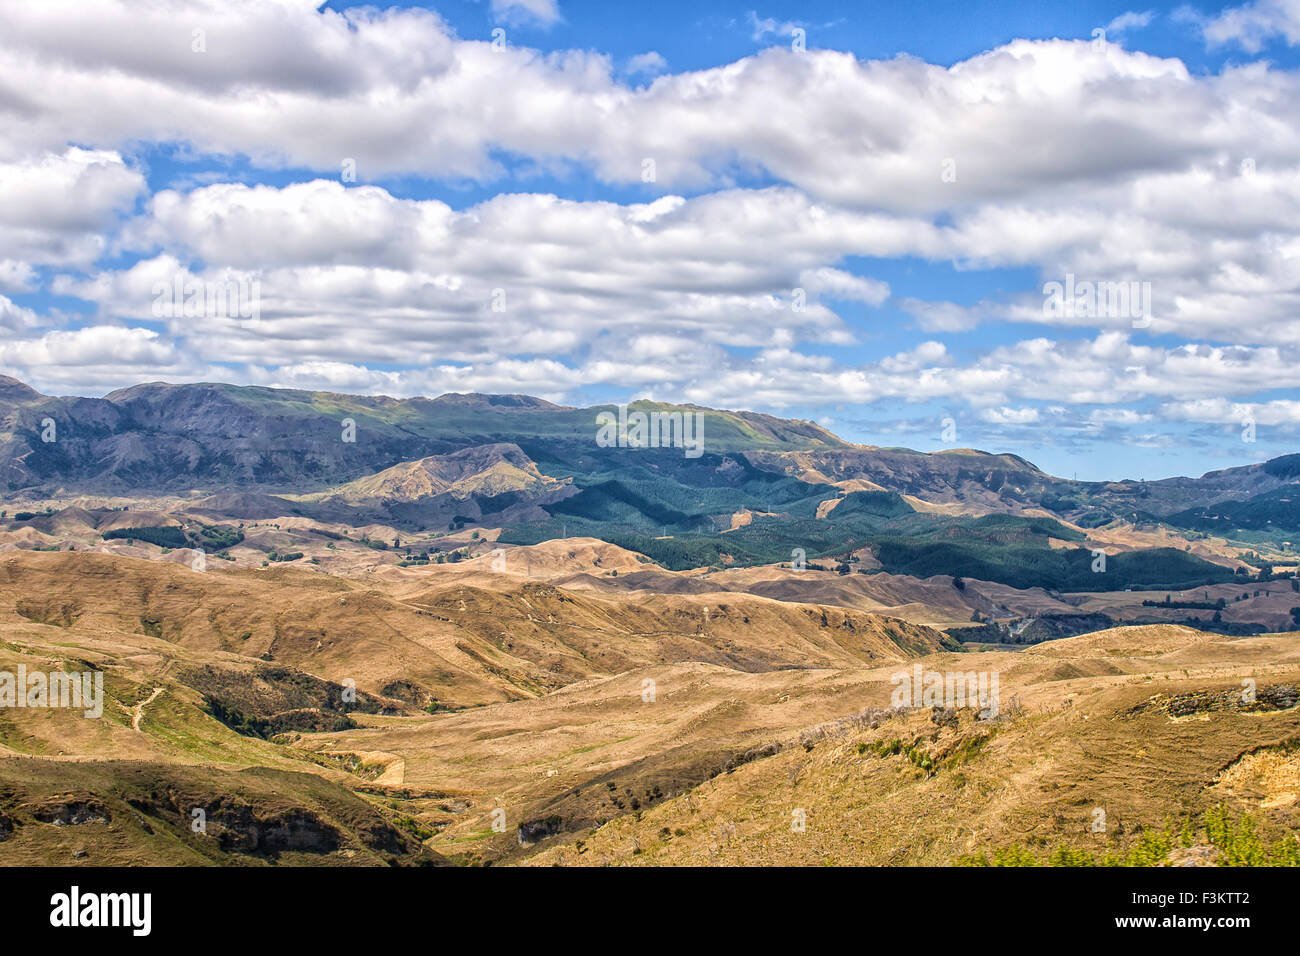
(103, 525), (188, 549)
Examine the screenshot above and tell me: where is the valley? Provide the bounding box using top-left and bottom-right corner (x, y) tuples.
(0, 377), (1297, 867)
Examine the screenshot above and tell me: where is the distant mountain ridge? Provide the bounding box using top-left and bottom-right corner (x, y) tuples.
(2, 377), (1298, 575)
(0, 377), (844, 493)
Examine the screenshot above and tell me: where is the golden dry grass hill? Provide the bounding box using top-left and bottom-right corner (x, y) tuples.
(524, 626), (1300, 867)
(0, 547), (952, 865)
(0, 540), (1296, 867)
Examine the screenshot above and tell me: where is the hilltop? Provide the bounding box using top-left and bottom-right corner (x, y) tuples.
(524, 625), (1300, 866)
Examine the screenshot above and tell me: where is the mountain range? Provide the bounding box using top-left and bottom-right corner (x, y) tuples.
(2, 375), (1296, 591)
(1, 377), (1298, 868)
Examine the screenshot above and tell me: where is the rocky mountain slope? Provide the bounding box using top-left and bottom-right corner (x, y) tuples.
(0, 377), (842, 493)
(4, 375), (1298, 598)
(4, 376), (1293, 530)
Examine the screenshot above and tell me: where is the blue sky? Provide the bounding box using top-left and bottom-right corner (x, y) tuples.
(354, 0), (1300, 72)
(1, 0), (1299, 481)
